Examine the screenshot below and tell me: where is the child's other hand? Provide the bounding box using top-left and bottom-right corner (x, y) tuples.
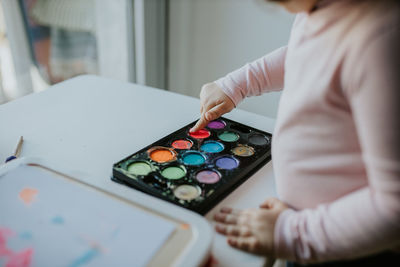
(213, 198), (289, 256)
(190, 82), (235, 132)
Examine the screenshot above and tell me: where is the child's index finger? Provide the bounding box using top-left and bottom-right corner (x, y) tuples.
(190, 116), (209, 133)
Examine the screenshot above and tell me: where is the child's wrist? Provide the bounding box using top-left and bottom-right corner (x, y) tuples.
(272, 209), (296, 259)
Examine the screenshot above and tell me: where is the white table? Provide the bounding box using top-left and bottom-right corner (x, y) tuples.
(0, 75), (277, 267)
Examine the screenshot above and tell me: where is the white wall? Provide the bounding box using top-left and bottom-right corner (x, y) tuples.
(168, 0), (294, 118)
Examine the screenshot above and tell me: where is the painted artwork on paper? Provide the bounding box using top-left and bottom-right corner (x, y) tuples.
(0, 165), (174, 267)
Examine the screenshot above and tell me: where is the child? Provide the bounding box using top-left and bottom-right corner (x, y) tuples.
(190, 0), (400, 265)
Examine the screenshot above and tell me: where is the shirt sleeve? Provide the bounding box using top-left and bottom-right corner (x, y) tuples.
(214, 46), (287, 106)
(273, 26), (400, 264)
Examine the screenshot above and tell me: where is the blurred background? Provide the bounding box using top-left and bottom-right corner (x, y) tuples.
(0, 0), (293, 118)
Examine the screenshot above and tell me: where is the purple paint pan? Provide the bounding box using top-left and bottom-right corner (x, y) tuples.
(207, 120), (226, 129)
(215, 156), (239, 170)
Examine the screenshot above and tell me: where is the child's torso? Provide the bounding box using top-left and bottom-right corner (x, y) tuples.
(272, 1), (393, 209)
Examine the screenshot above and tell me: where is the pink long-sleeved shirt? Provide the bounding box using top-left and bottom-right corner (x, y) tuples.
(215, 0), (400, 263)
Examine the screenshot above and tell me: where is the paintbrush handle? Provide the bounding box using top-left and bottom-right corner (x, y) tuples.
(14, 136), (24, 157)
(5, 136), (24, 163)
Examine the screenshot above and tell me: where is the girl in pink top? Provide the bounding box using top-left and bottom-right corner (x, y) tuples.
(190, 0), (400, 265)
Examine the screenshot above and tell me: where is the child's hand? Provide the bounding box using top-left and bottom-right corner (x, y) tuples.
(190, 82), (235, 132)
(213, 198), (289, 255)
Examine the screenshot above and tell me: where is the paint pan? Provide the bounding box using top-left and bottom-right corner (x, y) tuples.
(189, 129), (210, 139)
(148, 147), (177, 163)
(171, 139), (193, 150)
(127, 161), (152, 176)
(207, 120), (226, 129)
(248, 134), (270, 146)
(215, 156), (239, 170)
(200, 141), (224, 153)
(232, 145), (255, 157)
(196, 170), (221, 184)
(182, 151), (206, 166)
(112, 117), (272, 214)
(161, 166), (186, 180)
(218, 131), (239, 142)
(174, 185), (201, 201)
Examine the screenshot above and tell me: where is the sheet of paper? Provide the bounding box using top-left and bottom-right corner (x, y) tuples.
(0, 165), (175, 267)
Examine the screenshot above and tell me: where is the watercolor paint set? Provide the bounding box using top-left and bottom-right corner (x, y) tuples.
(112, 117), (272, 214)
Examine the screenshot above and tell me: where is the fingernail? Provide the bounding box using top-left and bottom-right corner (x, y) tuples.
(214, 213), (225, 221)
(228, 238), (236, 245)
(215, 224), (224, 231)
(221, 207), (232, 213)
